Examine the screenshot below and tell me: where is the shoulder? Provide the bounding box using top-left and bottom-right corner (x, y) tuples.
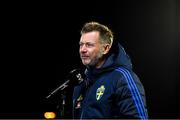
(110, 67), (139, 89)
(107, 67), (133, 84)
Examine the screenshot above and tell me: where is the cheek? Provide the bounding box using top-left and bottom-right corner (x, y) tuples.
(90, 49), (100, 57)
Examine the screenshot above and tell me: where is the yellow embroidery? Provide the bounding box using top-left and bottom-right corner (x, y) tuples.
(77, 94), (83, 101)
(96, 85), (105, 100)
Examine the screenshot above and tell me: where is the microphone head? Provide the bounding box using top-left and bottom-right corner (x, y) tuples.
(67, 68), (85, 85)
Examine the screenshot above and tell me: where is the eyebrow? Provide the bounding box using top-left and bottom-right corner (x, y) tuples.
(79, 41), (96, 44)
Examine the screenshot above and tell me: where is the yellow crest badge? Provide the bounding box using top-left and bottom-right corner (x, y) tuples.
(96, 85), (105, 100)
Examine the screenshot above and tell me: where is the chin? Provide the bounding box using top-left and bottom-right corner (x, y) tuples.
(82, 60), (90, 66)
(83, 63), (89, 66)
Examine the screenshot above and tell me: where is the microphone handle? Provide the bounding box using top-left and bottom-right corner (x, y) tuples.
(46, 80), (70, 99)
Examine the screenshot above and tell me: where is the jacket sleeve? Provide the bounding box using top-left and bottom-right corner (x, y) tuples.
(114, 69), (148, 119)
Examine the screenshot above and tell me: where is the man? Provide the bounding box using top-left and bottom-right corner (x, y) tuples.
(73, 21), (148, 119)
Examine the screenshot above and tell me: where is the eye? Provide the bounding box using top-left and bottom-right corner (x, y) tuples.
(86, 43), (94, 47)
(79, 42), (83, 47)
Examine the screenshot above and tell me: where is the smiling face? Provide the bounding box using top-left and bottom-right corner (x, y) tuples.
(79, 31), (110, 68)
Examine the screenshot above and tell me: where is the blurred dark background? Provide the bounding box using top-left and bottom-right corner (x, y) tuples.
(1, 0), (179, 119)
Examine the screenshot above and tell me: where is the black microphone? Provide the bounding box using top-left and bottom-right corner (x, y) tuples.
(46, 68), (85, 99)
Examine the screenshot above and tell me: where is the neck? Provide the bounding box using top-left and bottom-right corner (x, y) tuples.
(95, 59), (106, 69)
(87, 57), (106, 69)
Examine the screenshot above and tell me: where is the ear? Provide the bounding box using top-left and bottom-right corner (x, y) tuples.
(102, 44), (111, 55)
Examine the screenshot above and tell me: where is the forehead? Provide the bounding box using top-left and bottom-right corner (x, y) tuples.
(80, 31), (100, 43)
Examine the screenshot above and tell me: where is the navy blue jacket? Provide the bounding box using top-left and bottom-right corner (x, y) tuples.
(73, 43), (148, 119)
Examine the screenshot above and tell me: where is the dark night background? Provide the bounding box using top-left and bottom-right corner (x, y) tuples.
(1, 0), (180, 119)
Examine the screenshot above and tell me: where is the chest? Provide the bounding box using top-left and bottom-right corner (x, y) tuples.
(81, 76), (116, 108)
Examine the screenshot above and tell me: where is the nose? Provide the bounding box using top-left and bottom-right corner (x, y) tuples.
(80, 44), (87, 53)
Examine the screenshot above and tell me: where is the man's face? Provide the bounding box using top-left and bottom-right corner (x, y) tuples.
(79, 31), (104, 68)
